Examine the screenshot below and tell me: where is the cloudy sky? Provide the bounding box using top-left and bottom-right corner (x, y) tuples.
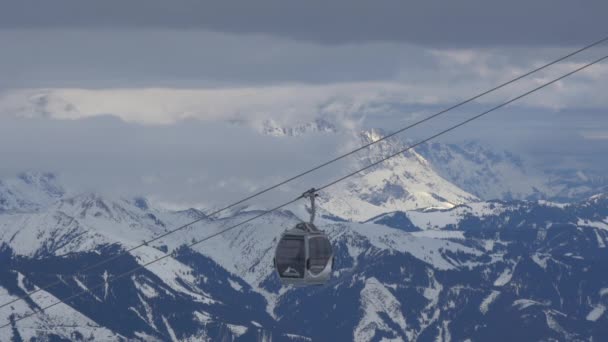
(0, 0), (607, 207)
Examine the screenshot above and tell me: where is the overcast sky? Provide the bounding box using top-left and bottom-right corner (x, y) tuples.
(0, 1), (606, 207)
(2, 0), (607, 46)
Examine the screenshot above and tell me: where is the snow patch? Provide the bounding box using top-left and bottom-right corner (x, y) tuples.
(283, 333), (312, 341)
(545, 311), (568, 336)
(162, 316), (179, 342)
(102, 270), (110, 300)
(194, 311), (213, 323)
(411, 230), (465, 240)
(483, 240), (495, 251)
(531, 254), (549, 269)
(133, 278), (160, 299)
(354, 277), (410, 342)
(538, 200), (568, 209)
(577, 218), (608, 231)
(593, 229), (606, 248)
(494, 267), (514, 287)
(586, 305), (606, 321)
(73, 277), (103, 302)
(227, 324), (248, 337)
(437, 320), (452, 342)
(228, 279), (243, 292)
(513, 299), (544, 310)
(136, 293), (158, 329)
(480, 291), (500, 314)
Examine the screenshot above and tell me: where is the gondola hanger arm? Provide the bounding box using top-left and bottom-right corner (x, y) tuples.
(301, 188), (319, 224)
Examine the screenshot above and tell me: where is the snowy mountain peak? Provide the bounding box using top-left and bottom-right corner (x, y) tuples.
(356, 128), (426, 165)
(319, 130), (478, 221)
(258, 117), (338, 137)
(360, 128), (387, 143)
(0, 171), (65, 213)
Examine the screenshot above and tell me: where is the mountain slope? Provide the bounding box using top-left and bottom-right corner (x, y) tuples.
(3, 190), (607, 341)
(0, 170), (607, 340)
(416, 141), (549, 201)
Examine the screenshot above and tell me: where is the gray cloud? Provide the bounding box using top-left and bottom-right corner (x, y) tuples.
(2, 29), (608, 103)
(0, 115), (358, 209)
(0, 29), (436, 88)
(1, 102), (606, 212)
(1, 0), (606, 46)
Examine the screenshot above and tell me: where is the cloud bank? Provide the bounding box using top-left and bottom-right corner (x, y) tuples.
(2, 0), (606, 46)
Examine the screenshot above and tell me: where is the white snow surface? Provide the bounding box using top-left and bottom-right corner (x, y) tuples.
(577, 218), (608, 231)
(480, 291), (501, 314)
(494, 267), (514, 287)
(354, 277), (411, 342)
(406, 202), (511, 230)
(411, 230), (465, 240)
(133, 277), (160, 299)
(531, 254), (549, 269)
(512, 299), (544, 310)
(586, 305), (606, 322)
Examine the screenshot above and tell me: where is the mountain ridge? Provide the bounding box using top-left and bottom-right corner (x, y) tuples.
(0, 132), (607, 341)
(0, 171), (607, 340)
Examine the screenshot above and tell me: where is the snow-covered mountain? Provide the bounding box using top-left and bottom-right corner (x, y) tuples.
(255, 118), (607, 204)
(318, 129), (478, 221)
(0, 172), (64, 213)
(0, 186), (292, 341)
(416, 141), (549, 201)
(1, 173), (607, 341)
(257, 118), (338, 137)
(416, 140), (608, 202)
(544, 168), (608, 202)
(251, 118), (606, 207)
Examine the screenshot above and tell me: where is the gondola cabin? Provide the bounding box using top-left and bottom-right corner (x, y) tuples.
(274, 222), (333, 286)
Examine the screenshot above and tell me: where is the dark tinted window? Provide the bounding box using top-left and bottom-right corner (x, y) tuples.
(276, 236), (305, 278)
(308, 236), (332, 275)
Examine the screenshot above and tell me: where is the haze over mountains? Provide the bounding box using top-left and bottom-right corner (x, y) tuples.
(2, 87), (604, 206)
(0, 112), (606, 340)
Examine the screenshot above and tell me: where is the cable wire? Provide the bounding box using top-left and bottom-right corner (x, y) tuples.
(2, 52), (606, 331)
(2, 35), (606, 312)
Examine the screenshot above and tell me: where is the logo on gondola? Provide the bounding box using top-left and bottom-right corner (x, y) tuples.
(283, 267), (301, 277)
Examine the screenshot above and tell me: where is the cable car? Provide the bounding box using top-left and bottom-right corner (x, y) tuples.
(274, 189), (334, 286)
